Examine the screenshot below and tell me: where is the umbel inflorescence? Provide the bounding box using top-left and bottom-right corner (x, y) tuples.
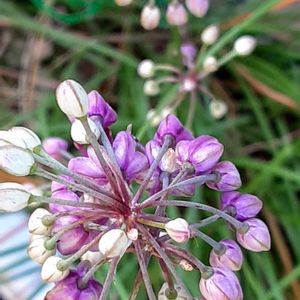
(0, 80), (270, 300)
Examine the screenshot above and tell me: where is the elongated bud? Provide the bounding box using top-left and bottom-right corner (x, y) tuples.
(28, 208), (53, 235)
(81, 251), (103, 264)
(140, 4), (161, 30)
(41, 256), (70, 282)
(201, 24), (219, 45)
(203, 56), (218, 73)
(209, 99), (228, 119)
(209, 239), (243, 271)
(200, 267), (243, 300)
(71, 118), (100, 145)
(236, 218), (271, 252)
(98, 229), (130, 258)
(233, 36), (257, 56)
(138, 59), (155, 78)
(56, 80), (88, 118)
(0, 146), (35, 176)
(144, 80), (160, 96)
(27, 236), (56, 264)
(0, 182), (31, 212)
(166, 2), (188, 26)
(186, 0), (209, 17)
(165, 218), (190, 243)
(115, 0), (132, 6)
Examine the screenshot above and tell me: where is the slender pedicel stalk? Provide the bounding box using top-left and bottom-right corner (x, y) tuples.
(137, 224), (193, 300)
(35, 168), (127, 211)
(158, 259), (177, 299)
(186, 90), (197, 130)
(132, 135), (174, 206)
(137, 213), (170, 223)
(142, 200), (244, 230)
(139, 173), (218, 209)
(134, 240), (157, 300)
(192, 215), (220, 228)
(154, 64), (181, 74)
(216, 50), (237, 68)
(137, 218), (166, 230)
(59, 150), (74, 160)
(191, 228), (225, 253)
(156, 77), (180, 84)
(99, 257), (121, 300)
(154, 172), (169, 218)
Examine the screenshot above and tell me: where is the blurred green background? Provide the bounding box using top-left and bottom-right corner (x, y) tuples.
(0, 0), (300, 299)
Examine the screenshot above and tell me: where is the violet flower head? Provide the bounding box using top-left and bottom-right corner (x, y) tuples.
(42, 137), (68, 160)
(207, 161), (241, 191)
(221, 191), (263, 221)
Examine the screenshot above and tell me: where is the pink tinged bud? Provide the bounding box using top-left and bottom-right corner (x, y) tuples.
(52, 216), (89, 255)
(87, 91), (117, 128)
(186, 0), (209, 17)
(138, 59), (155, 78)
(98, 229), (130, 258)
(200, 267), (243, 300)
(221, 191), (263, 221)
(28, 208), (52, 235)
(181, 43), (197, 67)
(159, 148), (179, 173)
(233, 36), (257, 56)
(207, 161), (241, 191)
(165, 218), (190, 243)
(140, 5), (161, 30)
(27, 236), (56, 264)
(201, 24), (219, 45)
(71, 118), (100, 145)
(209, 240), (243, 271)
(166, 2), (188, 26)
(0, 146), (35, 176)
(56, 79), (88, 118)
(0, 182), (31, 212)
(236, 218), (271, 252)
(42, 137), (68, 160)
(115, 0), (132, 6)
(41, 256), (70, 282)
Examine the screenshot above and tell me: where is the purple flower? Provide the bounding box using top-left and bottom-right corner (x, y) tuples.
(51, 216), (89, 255)
(209, 239), (243, 271)
(154, 114), (193, 145)
(236, 218), (271, 252)
(220, 191), (263, 221)
(207, 161), (241, 191)
(176, 135), (223, 174)
(181, 43), (197, 67)
(42, 137), (68, 160)
(50, 190), (80, 213)
(200, 267), (243, 300)
(51, 175), (75, 193)
(113, 131), (149, 183)
(45, 263), (102, 300)
(88, 91), (117, 128)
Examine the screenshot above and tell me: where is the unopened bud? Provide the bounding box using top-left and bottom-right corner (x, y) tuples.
(27, 236), (55, 264)
(203, 56), (218, 73)
(138, 59), (155, 78)
(201, 24), (219, 45)
(166, 3), (188, 26)
(41, 256), (70, 282)
(98, 229), (130, 258)
(81, 251), (103, 265)
(233, 36), (257, 56)
(144, 80), (160, 96)
(186, 0), (209, 17)
(71, 118), (100, 144)
(56, 79), (88, 118)
(140, 5), (161, 30)
(127, 228), (138, 241)
(28, 208), (53, 235)
(179, 259), (194, 271)
(115, 0), (132, 6)
(165, 218), (190, 243)
(160, 148), (179, 173)
(209, 100), (228, 119)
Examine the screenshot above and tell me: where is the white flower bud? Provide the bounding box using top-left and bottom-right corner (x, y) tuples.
(140, 4), (161, 30)
(71, 118), (100, 145)
(127, 228), (138, 241)
(160, 148), (179, 173)
(201, 25), (219, 45)
(41, 256), (70, 282)
(203, 56), (218, 73)
(81, 251), (103, 264)
(209, 100), (228, 119)
(115, 0), (132, 6)
(28, 208), (52, 235)
(8, 127), (41, 150)
(138, 59), (155, 78)
(0, 146), (35, 176)
(0, 182), (31, 212)
(27, 236), (55, 264)
(233, 36), (257, 56)
(56, 79), (88, 118)
(165, 218), (190, 243)
(98, 229), (130, 258)
(144, 80), (160, 96)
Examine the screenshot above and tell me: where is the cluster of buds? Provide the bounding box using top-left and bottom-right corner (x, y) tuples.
(138, 26), (256, 121)
(0, 79), (270, 299)
(115, 0), (210, 30)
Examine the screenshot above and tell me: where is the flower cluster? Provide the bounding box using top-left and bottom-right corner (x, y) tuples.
(138, 26), (256, 122)
(115, 0), (210, 30)
(0, 79), (270, 300)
